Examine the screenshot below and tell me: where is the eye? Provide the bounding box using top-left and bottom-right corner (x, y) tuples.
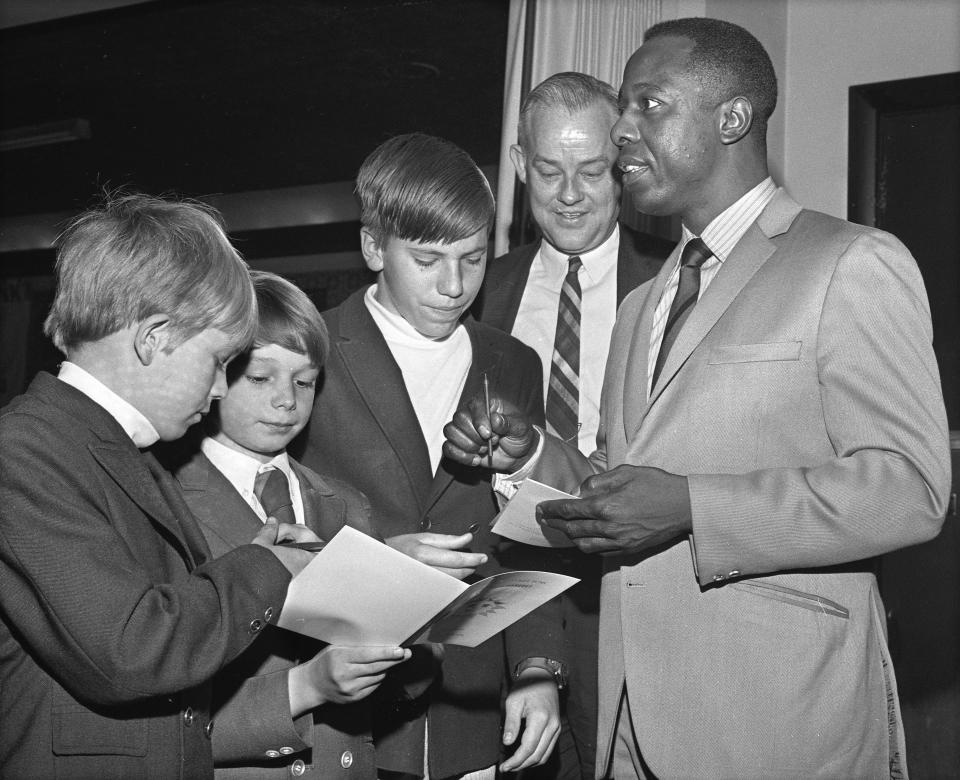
(245, 375), (268, 384)
(411, 255), (438, 268)
(581, 169), (606, 180)
(295, 379), (316, 390)
(464, 254), (485, 267)
(640, 96), (662, 110)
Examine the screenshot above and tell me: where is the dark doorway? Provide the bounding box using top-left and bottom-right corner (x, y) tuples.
(850, 70), (960, 778)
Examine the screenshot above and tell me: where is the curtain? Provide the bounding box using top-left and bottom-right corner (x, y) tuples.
(495, 0), (685, 256)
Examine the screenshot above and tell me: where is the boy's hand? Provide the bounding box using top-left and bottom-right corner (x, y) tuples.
(386, 532), (487, 580)
(251, 519), (322, 576)
(287, 645), (411, 717)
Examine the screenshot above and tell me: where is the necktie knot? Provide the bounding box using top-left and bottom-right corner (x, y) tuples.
(680, 237), (712, 269)
(254, 467), (296, 524)
(566, 255), (582, 276)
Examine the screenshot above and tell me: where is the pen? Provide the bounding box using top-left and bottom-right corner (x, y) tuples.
(482, 371), (493, 468)
(277, 540), (327, 552)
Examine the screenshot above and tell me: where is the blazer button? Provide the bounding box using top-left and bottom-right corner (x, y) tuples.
(279, 746), (294, 756)
(340, 751), (354, 768)
(182, 707), (195, 726)
(420, 517), (431, 530)
(203, 720), (214, 739)
(264, 606), (274, 622)
(265, 749), (281, 759)
(290, 759), (307, 776)
(727, 570), (740, 578)
(249, 618), (263, 633)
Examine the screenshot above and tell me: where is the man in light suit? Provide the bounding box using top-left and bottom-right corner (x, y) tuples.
(472, 71), (672, 780)
(443, 18), (951, 779)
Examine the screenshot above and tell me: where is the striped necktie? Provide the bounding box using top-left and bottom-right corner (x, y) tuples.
(254, 468), (296, 525)
(545, 255), (583, 443)
(651, 237), (714, 388)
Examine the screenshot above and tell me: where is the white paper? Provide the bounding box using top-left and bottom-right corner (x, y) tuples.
(277, 526), (577, 647)
(491, 479), (578, 547)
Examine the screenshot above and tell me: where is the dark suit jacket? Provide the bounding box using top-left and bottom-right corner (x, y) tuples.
(290, 287), (561, 779)
(161, 443), (379, 779)
(473, 223), (674, 332)
(0, 372), (291, 780)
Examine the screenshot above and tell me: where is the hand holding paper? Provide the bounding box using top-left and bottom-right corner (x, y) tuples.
(491, 479), (578, 547)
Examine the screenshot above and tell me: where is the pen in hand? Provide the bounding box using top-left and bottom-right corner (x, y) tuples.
(482, 371), (493, 468)
(277, 540), (327, 553)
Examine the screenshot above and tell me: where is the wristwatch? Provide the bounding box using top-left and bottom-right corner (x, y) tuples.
(514, 656), (568, 691)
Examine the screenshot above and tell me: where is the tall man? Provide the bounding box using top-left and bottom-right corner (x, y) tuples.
(444, 18), (951, 779)
(473, 72), (671, 780)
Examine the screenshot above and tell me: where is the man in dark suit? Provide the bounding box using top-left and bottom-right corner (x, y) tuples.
(0, 194), (320, 779)
(292, 133), (565, 780)
(472, 72), (672, 780)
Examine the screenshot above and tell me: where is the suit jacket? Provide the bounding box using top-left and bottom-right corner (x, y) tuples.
(473, 223), (673, 333)
(534, 190), (951, 779)
(290, 287), (562, 779)
(0, 372), (292, 780)
(161, 441), (379, 779)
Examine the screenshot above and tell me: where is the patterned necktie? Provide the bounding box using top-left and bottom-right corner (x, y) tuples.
(254, 468), (296, 525)
(651, 237), (714, 388)
(545, 255), (583, 443)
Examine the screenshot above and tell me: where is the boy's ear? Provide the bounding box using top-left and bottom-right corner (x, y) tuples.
(360, 227), (384, 272)
(133, 314), (173, 366)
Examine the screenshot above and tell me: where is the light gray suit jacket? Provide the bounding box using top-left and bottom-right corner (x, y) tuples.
(535, 189), (951, 778)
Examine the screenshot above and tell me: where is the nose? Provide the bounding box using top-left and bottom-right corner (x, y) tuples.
(438, 260), (464, 299)
(558, 173), (584, 206)
(209, 364), (228, 400)
(611, 112), (638, 148)
(272, 381), (297, 410)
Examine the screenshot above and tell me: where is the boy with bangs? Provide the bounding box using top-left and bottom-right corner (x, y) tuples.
(161, 270), (412, 778)
(0, 193), (322, 779)
(292, 133), (566, 780)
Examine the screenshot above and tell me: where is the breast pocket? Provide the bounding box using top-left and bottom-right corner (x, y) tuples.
(708, 341), (802, 364)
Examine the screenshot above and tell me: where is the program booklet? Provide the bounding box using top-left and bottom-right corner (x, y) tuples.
(277, 525), (577, 647)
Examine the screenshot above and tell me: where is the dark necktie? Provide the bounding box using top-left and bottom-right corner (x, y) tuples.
(254, 468), (296, 525)
(651, 237), (714, 388)
(545, 255), (583, 443)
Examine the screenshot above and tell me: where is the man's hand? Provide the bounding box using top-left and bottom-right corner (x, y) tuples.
(442, 391), (538, 472)
(251, 519), (322, 576)
(536, 465), (693, 555)
(499, 669), (561, 773)
(385, 532), (487, 580)
(288, 645), (411, 717)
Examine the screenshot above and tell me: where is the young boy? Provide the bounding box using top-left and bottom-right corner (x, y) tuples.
(160, 270), (411, 778)
(0, 193), (322, 779)
(292, 133), (566, 780)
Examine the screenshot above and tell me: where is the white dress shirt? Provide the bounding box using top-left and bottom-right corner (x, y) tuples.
(512, 224), (620, 457)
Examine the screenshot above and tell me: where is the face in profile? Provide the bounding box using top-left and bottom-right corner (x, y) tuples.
(611, 34), (721, 220)
(512, 104), (621, 256)
(142, 325), (240, 441)
(211, 343), (319, 462)
(362, 227), (488, 340)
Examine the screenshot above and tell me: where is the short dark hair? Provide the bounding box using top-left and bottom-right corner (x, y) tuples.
(44, 192), (256, 354)
(355, 132), (495, 245)
(249, 271), (328, 368)
(645, 18), (777, 132)
(518, 72), (619, 150)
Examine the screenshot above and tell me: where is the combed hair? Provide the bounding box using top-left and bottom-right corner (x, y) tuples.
(356, 132), (495, 245)
(44, 192), (256, 354)
(518, 71), (619, 150)
(645, 18), (777, 132)
(248, 270), (329, 368)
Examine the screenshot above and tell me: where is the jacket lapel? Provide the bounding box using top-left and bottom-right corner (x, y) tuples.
(335, 292), (434, 511)
(293, 460), (350, 541)
(484, 242), (538, 333)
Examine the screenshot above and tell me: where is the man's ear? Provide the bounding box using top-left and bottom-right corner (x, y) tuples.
(133, 314), (173, 366)
(509, 144), (528, 184)
(359, 227), (384, 272)
(718, 96), (754, 145)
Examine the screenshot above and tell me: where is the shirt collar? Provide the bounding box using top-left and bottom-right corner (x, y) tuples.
(539, 223), (620, 283)
(201, 436), (292, 495)
(57, 361), (160, 448)
(682, 177), (778, 262)
(364, 284), (467, 346)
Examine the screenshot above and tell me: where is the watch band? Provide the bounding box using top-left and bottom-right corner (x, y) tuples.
(513, 656), (568, 690)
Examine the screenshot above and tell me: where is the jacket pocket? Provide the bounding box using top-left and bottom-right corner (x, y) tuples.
(729, 579), (849, 619)
(709, 341), (802, 364)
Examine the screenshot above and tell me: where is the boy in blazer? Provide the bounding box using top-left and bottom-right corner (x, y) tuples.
(0, 194), (321, 779)
(292, 133), (566, 780)
(160, 271), (412, 779)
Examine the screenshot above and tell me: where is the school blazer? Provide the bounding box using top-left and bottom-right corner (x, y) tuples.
(534, 190), (951, 779)
(163, 444), (380, 779)
(0, 372), (291, 780)
(291, 287), (562, 779)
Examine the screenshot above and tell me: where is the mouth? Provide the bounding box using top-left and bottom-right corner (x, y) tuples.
(618, 157), (649, 182)
(555, 211), (588, 222)
(261, 421), (295, 430)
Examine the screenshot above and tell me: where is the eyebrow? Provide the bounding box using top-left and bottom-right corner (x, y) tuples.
(533, 154), (611, 167)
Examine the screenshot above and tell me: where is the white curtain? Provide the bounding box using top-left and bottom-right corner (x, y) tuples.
(495, 0), (700, 256)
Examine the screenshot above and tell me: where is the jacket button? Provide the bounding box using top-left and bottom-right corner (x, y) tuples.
(265, 749), (281, 758)
(290, 759), (307, 776)
(420, 517), (431, 530)
(340, 751), (353, 768)
(728, 570), (740, 578)
(203, 720), (214, 739)
(264, 606), (274, 622)
(182, 707), (195, 726)
(250, 618), (263, 633)
(279, 746), (294, 755)
(712, 574), (725, 582)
